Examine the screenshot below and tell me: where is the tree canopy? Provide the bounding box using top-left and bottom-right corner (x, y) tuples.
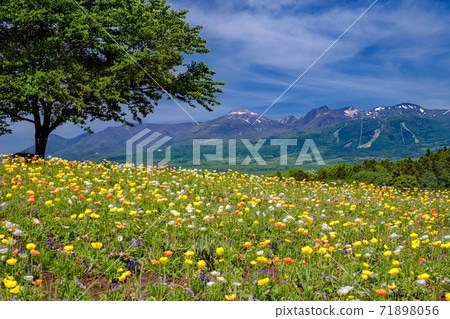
(0, 0), (224, 156)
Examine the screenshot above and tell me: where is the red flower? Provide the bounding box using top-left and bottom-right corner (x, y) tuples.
(282, 257), (294, 265)
(163, 250), (174, 257)
(375, 289), (388, 296)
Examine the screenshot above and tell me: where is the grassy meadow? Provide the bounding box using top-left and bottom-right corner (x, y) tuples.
(0, 156), (449, 301)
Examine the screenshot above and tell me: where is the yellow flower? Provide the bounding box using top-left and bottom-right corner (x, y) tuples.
(184, 251), (195, 257)
(445, 293), (450, 301)
(410, 233), (418, 238)
(301, 246), (313, 255)
(388, 283), (397, 290)
(197, 260), (206, 268)
(363, 262), (370, 268)
(6, 258), (17, 266)
(353, 241), (362, 248)
(370, 238), (378, 244)
(216, 247), (224, 256)
(63, 245), (74, 252)
(118, 271), (132, 282)
(185, 259), (193, 265)
(225, 294), (237, 301)
(389, 268), (400, 276)
(2, 276), (17, 288)
(90, 213), (100, 219)
(9, 285), (21, 294)
(384, 251), (392, 257)
(159, 257), (168, 264)
(256, 256), (268, 263)
(91, 242), (103, 249)
(257, 277), (270, 286)
(250, 261), (257, 266)
(392, 260), (400, 266)
(45, 200), (54, 207)
(117, 268), (124, 273)
(26, 243), (36, 250)
(417, 273), (430, 280)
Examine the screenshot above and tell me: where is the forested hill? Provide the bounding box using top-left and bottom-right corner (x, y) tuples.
(276, 148), (450, 190)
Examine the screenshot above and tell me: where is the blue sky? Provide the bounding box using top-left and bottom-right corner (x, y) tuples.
(1, 0), (450, 153)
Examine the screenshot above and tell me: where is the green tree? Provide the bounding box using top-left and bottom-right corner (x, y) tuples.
(288, 168), (308, 181)
(392, 175), (419, 189)
(0, 0), (224, 156)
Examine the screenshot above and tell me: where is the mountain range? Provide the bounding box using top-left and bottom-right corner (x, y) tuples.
(24, 103), (450, 170)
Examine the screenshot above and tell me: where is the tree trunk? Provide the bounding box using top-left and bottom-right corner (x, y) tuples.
(35, 129), (49, 158)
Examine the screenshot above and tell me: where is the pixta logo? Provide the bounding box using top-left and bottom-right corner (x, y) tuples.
(193, 138), (325, 166)
(126, 129), (172, 167)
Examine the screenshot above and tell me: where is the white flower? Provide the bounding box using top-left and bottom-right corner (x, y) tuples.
(217, 277), (226, 283)
(337, 286), (353, 296)
(210, 271), (220, 277)
(415, 279), (427, 287)
(170, 210), (181, 217)
(5, 222), (14, 229)
(256, 250), (264, 256)
(24, 275), (34, 281)
(206, 281), (215, 287)
(389, 233), (400, 239)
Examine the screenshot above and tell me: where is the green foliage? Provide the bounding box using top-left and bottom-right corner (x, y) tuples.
(0, 0), (224, 156)
(392, 175), (419, 189)
(304, 148), (450, 190)
(287, 168), (309, 181)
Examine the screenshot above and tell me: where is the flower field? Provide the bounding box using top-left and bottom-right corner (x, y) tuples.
(0, 156), (449, 301)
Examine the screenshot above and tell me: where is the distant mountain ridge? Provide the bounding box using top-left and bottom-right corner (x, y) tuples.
(24, 102), (450, 166)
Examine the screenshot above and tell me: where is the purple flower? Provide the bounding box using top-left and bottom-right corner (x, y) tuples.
(111, 284), (122, 291)
(128, 238), (143, 247)
(126, 258), (140, 268)
(185, 287), (195, 296)
(82, 259), (90, 272)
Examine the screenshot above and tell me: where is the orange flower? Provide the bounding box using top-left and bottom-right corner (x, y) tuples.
(33, 279), (42, 286)
(272, 256), (280, 264)
(282, 257), (294, 265)
(419, 258), (426, 263)
(30, 249), (40, 257)
(275, 222), (287, 228)
(243, 242), (252, 248)
(375, 289), (388, 296)
(164, 250), (174, 257)
(150, 259), (160, 265)
(225, 294), (237, 301)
